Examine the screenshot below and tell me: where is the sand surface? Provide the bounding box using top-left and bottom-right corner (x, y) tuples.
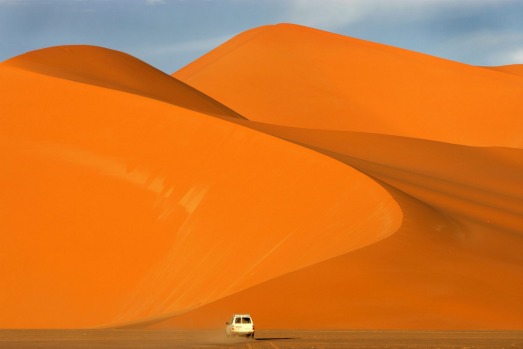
(0, 330), (521, 349)
(0, 23), (522, 330)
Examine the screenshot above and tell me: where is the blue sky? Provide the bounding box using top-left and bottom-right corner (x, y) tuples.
(1, 0), (522, 73)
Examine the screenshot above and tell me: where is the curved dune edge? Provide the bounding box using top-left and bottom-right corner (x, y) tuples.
(3, 45), (244, 120)
(143, 125), (523, 330)
(174, 23), (523, 149)
(244, 124), (523, 234)
(146, 185), (523, 330)
(0, 64), (401, 328)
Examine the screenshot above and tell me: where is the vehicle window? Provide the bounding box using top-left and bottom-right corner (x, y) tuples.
(234, 317), (241, 324)
(242, 317), (251, 324)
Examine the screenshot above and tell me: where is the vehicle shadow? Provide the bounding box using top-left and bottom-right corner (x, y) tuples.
(255, 337), (295, 341)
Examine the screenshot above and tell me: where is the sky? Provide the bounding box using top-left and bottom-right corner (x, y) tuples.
(0, 0), (522, 74)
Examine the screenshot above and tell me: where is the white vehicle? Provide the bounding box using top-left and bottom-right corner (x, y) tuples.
(225, 314), (255, 338)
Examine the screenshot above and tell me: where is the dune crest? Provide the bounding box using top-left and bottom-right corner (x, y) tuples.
(3, 45), (244, 120)
(245, 124), (523, 234)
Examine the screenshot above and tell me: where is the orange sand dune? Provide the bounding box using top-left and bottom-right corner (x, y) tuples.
(4, 45), (243, 119)
(175, 24), (523, 148)
(148, 128), (523, 330)
(148, 189), (523, 330)
(1, 23), (522, 330)
(0, 62), (400, 328)
(157, 24), (523, 329)
(243, 125), (523, 234)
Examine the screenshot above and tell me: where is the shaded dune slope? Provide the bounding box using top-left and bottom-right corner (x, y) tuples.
(4, 45), (244, 120)
(1, 23), (522, 330)
(246, 125), (523, 234)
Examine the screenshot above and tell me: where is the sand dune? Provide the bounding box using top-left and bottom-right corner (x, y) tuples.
(148, 129), (523, 330)
(0, 60), (400, 328)
(4, 45), (243, 119)
(175, 24), (523, 148)
(1, 23), (522, 330)
(243, 125), (523, 234)
(163, 24), (523, 329)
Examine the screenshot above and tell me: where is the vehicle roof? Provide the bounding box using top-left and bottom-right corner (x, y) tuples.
(232, 314), (251, 317)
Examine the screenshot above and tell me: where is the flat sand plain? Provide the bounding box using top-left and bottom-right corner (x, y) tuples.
(0, 330), (521, 349)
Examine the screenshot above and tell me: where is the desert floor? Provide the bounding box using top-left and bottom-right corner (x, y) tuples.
(0, 330), (521, 349)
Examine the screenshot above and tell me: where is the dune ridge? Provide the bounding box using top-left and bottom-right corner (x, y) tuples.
(245, 125), (523, 234)
(4, 45), (244, 120)
(1, 23), (522, 330)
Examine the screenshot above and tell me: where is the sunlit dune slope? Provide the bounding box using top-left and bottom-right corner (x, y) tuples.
(0, 63), (401, 328)
(3, 45), (244, 119)
(174, 24), (523, 148)
(147, 126), (523, 330)
(147, 185), (523, 330)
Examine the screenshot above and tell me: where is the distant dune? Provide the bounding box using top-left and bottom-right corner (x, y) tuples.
(0, 23), (522, 330)
(175, 24), (523, 148)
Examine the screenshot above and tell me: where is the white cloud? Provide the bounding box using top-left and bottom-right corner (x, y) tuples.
(491, 47), (523, 65)
(283, 0), (452, 31)
(283, 0), (518, 31)
(508, 49), (523, 63)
